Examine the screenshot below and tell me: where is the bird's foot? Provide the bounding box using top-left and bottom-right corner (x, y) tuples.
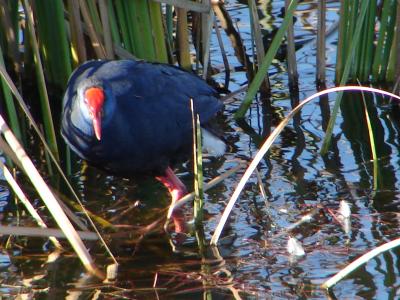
(156, 167), (188, 234)
(170, 210), (186, 234)
(156, 167), (187, 198)
(170, 187), (187, 204)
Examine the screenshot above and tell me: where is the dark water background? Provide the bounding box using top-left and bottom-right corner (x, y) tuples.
(2, 1), (400, 299)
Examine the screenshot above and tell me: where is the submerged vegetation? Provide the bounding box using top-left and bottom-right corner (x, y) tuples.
(0, 0), (400, 298)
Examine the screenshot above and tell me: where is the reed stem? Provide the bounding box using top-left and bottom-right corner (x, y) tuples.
(23, 0), (59, 161)
(316, 0), (326, 83)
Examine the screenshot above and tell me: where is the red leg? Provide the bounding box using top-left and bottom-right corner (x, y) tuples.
(156, 167), (187, 232)
(156, 167), (187, 203)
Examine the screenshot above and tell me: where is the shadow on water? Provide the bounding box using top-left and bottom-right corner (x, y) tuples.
(3, 1), (400, 299)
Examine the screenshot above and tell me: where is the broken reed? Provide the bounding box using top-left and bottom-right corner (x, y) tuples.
(191, 100), (204, 226)
(336, 0), (398, 83)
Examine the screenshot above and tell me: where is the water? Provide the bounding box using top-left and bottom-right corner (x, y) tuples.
(3, 1), (400, 299)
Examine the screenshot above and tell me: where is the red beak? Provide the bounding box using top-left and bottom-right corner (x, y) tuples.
(84, 87), (105, 140)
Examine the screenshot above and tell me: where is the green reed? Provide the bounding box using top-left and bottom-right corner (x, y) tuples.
(34, 0), (72, 88)
(23, 0), (59, 161)
(0, 44), (21, 143)
(321, 0), (369, 155)
(191, 100), (204, 226)
(336, 0), (398, 83)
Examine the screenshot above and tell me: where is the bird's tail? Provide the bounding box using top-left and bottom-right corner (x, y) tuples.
(201, 128), (226, 157)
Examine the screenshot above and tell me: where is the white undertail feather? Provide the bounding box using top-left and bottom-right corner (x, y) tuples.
(201, 128), (226, 157)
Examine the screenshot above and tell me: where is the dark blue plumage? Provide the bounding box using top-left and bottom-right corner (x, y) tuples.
(61, 59), (223, 177)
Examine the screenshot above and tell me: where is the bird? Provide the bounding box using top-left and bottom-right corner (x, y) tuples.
(61, 59), (225, 231)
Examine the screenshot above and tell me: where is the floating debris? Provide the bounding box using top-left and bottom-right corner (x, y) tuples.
(287, 237), (305, 257)
(338, 200), (351, 218)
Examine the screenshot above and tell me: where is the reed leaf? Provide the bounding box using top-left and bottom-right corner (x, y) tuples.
(22, 0), (59, 161)
(335, 0), (349, 80)
(33, 0), (72, 88)
(347, 0), (359, 79)
(190, 99), (204, 225)
(149, 1), (168, 63)
(386, 30), (398, 81)
(285, 0), (298, 87)
(0, 64), (59, 167)
(316, 0), (326, 83)
(323, 237), (400, 289)
(352, 1), (363, 79)
(177, 8), (191, 69)
(372, 0), (396, 81)
(67, 0), (87, 64)
(130, 0), (156, 61)
(166, 4), (174, 52)
(213, 3), (254, 81)
(248, 0), (265, 65)
(79, 0), (106, 58)
(361, 93), (379, 190)
(194, 116), (204, 225)
(0, 225), (98, 241)
(201, 3), (213, 79)
(389, 2), (400, 83)
(114, 0), (133, 52)
(358, 1), (376, 81)
(0, 45), (21, 142)
(0, 0), (20, 74)
(214, 18), (230, 88)
(99, 0), (114, 59)
(106, 0), (122, 47)
(152, 0), (210, 13)
(87, 0), (103, 33)
(320, 0), (369, 155)
(234, 0), (299, 119)
(248, 0), (269, 90)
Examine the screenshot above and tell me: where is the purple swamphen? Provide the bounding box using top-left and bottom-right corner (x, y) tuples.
(61, 59), (225, 231)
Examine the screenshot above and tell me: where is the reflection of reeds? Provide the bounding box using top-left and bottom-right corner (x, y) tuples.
(212, 86), (400, 246)
(235, 0), (299, 119)
(248, 0), (269, 92)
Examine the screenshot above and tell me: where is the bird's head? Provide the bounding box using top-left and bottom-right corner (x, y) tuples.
(77, 77), (114, 141)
